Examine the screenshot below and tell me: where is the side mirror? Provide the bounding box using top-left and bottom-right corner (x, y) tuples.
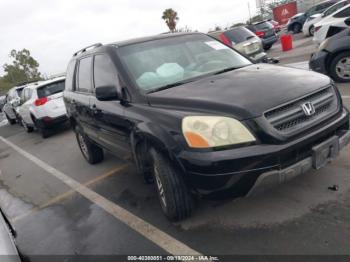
(95, 85), (119, 101)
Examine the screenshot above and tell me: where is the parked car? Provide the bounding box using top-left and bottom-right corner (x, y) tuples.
(16, 76), (67, 138)
(313, 4), (350, 44)
(0, 208), (21, 261)
(2, 85), (25, 125)
(287, 0), (339, 33)
(303, 0), (350, 36)
(208, 26), (267, 62)
(268, 19), (281, 33)
(246, 21), (278, 50)
(0, 95), (6, 112)
(64, 33), (350, 221)
(310, 27), (350, 82)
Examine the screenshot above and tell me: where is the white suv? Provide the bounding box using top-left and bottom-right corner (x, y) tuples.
(16, 76), (67, 138)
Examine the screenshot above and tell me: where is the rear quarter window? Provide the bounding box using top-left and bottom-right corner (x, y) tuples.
(65, 60), (76, 91)
(334, 6), (350, 18)
(37, 81), (65, 98)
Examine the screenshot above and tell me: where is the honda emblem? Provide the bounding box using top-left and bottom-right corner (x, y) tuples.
(301, 102), (316, 116)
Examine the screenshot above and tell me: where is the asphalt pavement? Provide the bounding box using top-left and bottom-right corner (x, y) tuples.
(0, 33), (350, 261)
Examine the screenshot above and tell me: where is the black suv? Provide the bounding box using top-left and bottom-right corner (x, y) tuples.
(64, 33), (350, 221)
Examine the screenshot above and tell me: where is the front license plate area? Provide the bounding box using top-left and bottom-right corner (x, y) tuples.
(312, 136), (339, 170)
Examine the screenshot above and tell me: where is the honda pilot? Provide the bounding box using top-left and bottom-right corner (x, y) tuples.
(64, 33), (350, 221)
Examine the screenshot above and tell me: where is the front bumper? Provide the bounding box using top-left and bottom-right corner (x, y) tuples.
(309, 50), (328, 75)
(179, 108), (349, 199)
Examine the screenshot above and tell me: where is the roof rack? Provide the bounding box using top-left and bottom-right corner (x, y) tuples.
(73, 43), (102, 56)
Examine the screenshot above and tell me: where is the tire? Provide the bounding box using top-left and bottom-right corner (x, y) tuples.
(32, 116), (50, 138)
(293, 23), (301, 34)
(329, 51), (350, 83)
(263, 44), (272, 51)
(40, 128), (50, 138)
(75, 126), (104, 164)
(5, 113), (16, 125)
(309, 25), (315, 36)
(20, 118), (34, 133)
(149, 148), (193, 221)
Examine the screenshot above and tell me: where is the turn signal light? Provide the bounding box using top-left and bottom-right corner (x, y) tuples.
(34, 97), (49, 106)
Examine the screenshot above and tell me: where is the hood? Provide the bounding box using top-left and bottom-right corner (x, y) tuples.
(147, 64), (331, 120)
(291, 13), (305, 19)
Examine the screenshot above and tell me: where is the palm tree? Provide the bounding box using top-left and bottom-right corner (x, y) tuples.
(162, 8), (179, 33)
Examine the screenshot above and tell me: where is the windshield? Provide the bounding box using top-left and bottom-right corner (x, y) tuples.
(323, 1), (348, 16)
(117, 34), (251, 92)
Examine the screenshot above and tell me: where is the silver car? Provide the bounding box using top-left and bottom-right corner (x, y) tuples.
(2, 86), (25, 125)
(209, 26), (267, 62)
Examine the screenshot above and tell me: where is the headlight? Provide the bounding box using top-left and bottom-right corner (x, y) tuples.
(182, 116), (256, 148)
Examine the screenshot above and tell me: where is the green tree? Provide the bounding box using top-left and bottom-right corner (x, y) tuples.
(2, 49), (42, 86)
(162, 8), (179, 33)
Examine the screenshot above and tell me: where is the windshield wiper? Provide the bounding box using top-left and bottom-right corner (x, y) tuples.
(147, 81), (190, 94)
(213, 66), (243, 75)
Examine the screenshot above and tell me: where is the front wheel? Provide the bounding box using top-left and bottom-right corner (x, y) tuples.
(309, 25), (315, 36)
(330, 52), (350, 83)
(75, 126), (104, 164)
(150, 148), (193, 221)
(293, 23), (301, 34)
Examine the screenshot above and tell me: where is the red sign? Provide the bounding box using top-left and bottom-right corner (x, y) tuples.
(273, 1), (298, 25)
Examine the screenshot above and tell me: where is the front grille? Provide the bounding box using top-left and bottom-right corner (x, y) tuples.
(264, 86), (339, 135)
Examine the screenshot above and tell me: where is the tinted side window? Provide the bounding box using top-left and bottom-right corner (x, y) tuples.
(77, 57), (93, 93)
(93, 55), (118, 89)
(334, 6), (350, 17)
(65, 60), (76, 91)
(37, 81), (65, 98)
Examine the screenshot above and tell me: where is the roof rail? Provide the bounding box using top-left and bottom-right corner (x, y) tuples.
(73, 43), (102, 56)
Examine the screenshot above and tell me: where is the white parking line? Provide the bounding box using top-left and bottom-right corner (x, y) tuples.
(0, 136), (201, 256)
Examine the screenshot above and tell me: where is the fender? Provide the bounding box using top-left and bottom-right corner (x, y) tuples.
(130, 121), (187, 176)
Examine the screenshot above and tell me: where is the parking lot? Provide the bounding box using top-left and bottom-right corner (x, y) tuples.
(1, 33), (350, 260)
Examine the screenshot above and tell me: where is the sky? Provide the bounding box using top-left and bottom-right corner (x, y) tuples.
(0, 0), (257, 77)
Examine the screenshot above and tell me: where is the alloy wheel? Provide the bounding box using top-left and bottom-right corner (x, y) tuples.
(78, 133), (89, 159)
(153, 165), (167, 209)
(335, 57), (350, 80)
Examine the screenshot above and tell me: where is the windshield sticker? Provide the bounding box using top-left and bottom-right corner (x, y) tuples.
(204, 41), (229, 50)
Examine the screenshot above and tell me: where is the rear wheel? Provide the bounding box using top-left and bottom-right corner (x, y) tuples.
(330, 51), (350, 83)
(20, 118), (34, 133)
(75, 126), (104, 164)
(5, 113), (16, 125)
(32, 116), (50, 138)
(149, 148), (193, 221)
(263, 44), (272, 51)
